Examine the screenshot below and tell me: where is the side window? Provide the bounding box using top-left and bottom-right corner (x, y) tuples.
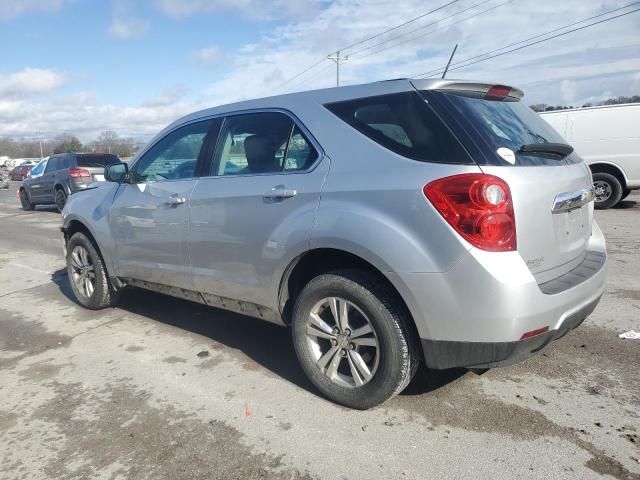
(325, 92), (472, 165)
(59, 155), (72, 170)
(45, 157), (59, 173)
(212, 112), (318, 176)
(135, 120), (212, 183)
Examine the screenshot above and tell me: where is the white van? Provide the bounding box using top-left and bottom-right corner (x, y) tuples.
(540, 103), (640, 208)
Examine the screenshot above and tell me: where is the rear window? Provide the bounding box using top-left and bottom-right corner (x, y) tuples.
(425, 91), (582, 166)
(76, 154), (121, 168)
(324, 92), (472, 165)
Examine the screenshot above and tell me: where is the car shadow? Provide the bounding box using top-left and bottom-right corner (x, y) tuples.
(51, 268), (466, 399)
(50, 269), (317, 394)
(613, 199), (637, 209)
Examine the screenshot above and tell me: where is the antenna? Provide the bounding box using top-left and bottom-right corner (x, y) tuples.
(441, 43), (458, 79)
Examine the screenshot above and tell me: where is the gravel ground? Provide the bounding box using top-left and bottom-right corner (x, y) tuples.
(0, 181), (638, 480)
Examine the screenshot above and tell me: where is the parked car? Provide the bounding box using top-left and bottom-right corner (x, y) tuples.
(9, 163), (34, 181)
(540, 103), (640, 209)
(0, 172), (8, 189)
(61, 79), (607, 409)
(19, 152), (121, 212)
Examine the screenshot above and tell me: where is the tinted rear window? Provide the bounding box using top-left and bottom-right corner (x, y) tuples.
(325, 92), (472, 165)
(424, 91), (582, 166)
(76, 154), (121, 167)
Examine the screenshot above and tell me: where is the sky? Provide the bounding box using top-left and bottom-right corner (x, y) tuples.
(0, 0), (639, 142)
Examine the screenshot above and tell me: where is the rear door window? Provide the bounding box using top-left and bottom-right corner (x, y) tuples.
(424, 91), (582, 166)
(324, 92), (472, 165)
(212, 112), (318, 176)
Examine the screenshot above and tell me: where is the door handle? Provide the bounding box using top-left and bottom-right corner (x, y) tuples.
(166, 194), (186, 205)
(263, 187), (297, 200)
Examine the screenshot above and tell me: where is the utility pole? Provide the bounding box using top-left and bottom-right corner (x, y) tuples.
(327, 51), (349, 87)
(36, 131), (43, 159)
(441, 43), (458, 79)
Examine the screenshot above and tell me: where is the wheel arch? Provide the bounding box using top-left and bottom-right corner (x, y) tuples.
(63, 218), (123, 288)
(589, 162), (627, 189)
(277, 248), (423, 352)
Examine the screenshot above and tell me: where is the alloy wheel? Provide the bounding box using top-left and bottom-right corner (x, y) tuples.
(70, 245), (95, 299)
(305, 297), (379, 388)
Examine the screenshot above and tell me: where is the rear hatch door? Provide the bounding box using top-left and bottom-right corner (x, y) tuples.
(76, 154), (122, 182)
(419, 82), (594, 282)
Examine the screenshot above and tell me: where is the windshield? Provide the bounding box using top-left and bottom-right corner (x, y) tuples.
(29, 159), (47, 177)
(422, 90), (582, 166)
(77, 154), (121, 167)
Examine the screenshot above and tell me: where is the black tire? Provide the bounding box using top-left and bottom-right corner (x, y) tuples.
(55, 188), (68, 213)
(19, 189), (35, 211)
(291, 269), (420, 409)
(620, 189), (632, 201)
(592, 172), (622, 210)
(66, 232), (119, 309)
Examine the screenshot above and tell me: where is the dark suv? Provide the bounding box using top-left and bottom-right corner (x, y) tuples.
(19, 152), (121, 212)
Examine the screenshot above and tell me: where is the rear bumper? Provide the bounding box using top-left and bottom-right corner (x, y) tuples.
(421, 295), (599, 369)
(387, 221), (607, 369)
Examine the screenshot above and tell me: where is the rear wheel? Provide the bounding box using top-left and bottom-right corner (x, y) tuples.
(55, 188), (68, 213)
(291, 270), (420, 409)
(66, 232), (119, 309)
(592, 172), (622, 210)
(19, 189), (34, 211)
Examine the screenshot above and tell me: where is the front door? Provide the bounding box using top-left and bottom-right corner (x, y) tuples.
(110, 119), (215, 289)
(189, 111), (328, 310)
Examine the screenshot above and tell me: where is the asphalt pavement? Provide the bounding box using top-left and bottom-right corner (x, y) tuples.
(0, 181), (638, 480)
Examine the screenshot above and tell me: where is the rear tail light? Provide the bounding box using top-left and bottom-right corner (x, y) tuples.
(69, 168), (91, 178)
(423, 173), (517, 252)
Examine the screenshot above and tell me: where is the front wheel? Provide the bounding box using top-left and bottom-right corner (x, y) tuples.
(19, 189), (35, 210)
(592, 172), (623, 209)
(291, 270), (420, 409)
(66, 232), (119, 309)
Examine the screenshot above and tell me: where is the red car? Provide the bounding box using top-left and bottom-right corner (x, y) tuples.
(9, 164), (34, 181)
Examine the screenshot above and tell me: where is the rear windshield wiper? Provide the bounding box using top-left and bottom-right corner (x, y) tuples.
(518, 143), (573, 158)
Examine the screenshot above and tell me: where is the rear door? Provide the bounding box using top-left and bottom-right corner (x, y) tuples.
(422, 86), (594, 283)
(188, 111), (328, 309)
(109, 119), (216, 289)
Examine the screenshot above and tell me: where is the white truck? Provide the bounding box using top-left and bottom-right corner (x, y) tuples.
(540, 103), (640, 209)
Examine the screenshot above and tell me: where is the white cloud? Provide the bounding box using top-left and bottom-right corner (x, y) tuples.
(0, 68), (65, 97)
(155, 0), (320, 20)
(189, 46), (222, 65)
(109, 16), (150, 39)
(0, 0), (65, 20)
(1, 0), (639, 143)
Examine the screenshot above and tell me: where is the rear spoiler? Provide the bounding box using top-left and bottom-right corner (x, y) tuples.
(410, 79), (524, 101)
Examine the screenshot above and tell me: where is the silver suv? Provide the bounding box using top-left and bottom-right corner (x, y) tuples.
(61, 79), (607, 409)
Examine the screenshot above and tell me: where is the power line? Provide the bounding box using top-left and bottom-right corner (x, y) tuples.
(414, 1), (640, 77)
(347, 0), (494, 58)
(337, 0), (462, 53)
(271, 58), (327, 93)
(414, 6), (640, 77)
(284, 64), (334, 93)
(355, 0), (515, 61)
(272, 0), (462, 93)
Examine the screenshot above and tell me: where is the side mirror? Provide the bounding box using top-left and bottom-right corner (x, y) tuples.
(105, 163), (129, 183)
